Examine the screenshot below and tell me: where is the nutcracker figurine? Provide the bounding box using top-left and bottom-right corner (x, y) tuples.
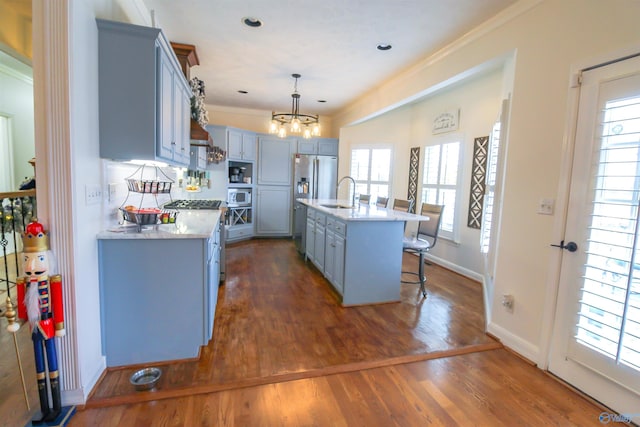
(16, 218), (65, 424)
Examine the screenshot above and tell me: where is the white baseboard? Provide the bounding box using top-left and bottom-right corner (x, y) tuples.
(424, 253), (483, 282)
(487, 321), (540, 364)
(61, 355), (106, 405)
(61, 388), (85, 406)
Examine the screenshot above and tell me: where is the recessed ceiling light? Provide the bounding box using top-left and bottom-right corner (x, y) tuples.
(242, 17), (263, 28)
(238, 90), (248, 94)
(317, 100), (327, 103)
(377, 44), (392, 51)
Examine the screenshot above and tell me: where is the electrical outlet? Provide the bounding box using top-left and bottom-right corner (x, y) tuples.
(85, 184), (102, 205)
(502, 294), (514, 312)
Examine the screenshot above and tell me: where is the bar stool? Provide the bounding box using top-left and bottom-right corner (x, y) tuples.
(392, 198), (413, 212)
(376, 196), (389, 208)
(358, 194), (371, 205)
(401, 203), (444, 298)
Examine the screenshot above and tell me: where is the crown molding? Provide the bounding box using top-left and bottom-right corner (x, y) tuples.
(0, 61), (33, 85)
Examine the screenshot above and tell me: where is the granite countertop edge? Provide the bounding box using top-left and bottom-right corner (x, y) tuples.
(297, 199), (431, 222)
(97, 210), (222, 240)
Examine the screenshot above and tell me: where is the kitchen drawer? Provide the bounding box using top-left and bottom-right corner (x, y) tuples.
(307, 209), (316, 220)
(333, 219), (346, 236)
(326, 217), (335, 229)
(227, 225), (253, 241)
(315, 212), (326, 226)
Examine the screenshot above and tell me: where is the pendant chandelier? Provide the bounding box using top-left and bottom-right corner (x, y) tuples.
(269, 73), (321, 139)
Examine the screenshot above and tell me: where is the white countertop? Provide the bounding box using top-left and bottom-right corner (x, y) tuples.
(97, 210), (222, 240)
(298, 199), (431, 222)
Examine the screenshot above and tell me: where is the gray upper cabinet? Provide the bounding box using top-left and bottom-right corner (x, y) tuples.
(97, 19), (191, 166)
(208, 126), (256, 161)
(257, 136), (294, 185)
(228, 129), (256, 161)
(296, 138), (339, 156)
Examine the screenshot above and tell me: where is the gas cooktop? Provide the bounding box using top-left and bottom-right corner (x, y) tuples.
(163, 199), (223, 210)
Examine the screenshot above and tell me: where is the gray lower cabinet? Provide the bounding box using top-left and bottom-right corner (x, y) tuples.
(226, 222), (254, 242)
(256, 185), (291, 236)
(206, 224), (222, 340)
(97, 19), (190, 166)
(303, 206), (403, 305)
(324, 216), (346, 294)
(98, 228), (220, 366)
(312, 212), (326, 271)
(305, 213), (316, 261)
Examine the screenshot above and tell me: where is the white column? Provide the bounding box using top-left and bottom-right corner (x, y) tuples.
(32, 0), (80, 400)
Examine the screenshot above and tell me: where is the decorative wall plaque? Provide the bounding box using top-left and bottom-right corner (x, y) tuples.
(432, 109), (459, 134)
(467, 136), (489, 229)
(407, 147), (420, 213)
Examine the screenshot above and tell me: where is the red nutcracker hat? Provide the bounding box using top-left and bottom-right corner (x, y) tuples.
(22, 218), (49, 253)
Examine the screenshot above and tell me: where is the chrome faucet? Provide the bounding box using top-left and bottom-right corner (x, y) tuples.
(337, 176), (356, 207)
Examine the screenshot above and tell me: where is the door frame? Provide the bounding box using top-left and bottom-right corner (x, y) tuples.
(538, 43), (640, 371)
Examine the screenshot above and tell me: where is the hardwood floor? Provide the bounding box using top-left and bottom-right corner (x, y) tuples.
(70, 349), (605, 426)
(2, 239), (607, 425)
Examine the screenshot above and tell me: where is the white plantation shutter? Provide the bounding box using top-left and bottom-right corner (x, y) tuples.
(349, 147), (392, 202)
(481, 121), (501, 255)
(570, 95), (640, 377)
(422, 140), (460, 240)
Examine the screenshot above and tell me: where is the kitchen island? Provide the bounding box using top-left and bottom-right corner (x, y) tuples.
(299, 199), (429, 306)
(97, 210), (223, 367)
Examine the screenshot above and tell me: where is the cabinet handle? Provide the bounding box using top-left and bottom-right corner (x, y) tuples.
(171, 141), (176, 146)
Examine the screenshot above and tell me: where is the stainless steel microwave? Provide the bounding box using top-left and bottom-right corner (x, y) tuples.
(228, 188), (251, 206)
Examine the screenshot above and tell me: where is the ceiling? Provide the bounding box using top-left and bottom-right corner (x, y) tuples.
(142, 0), (518, 118)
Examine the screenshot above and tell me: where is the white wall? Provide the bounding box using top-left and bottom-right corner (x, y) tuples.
(332, 0), (640, 364)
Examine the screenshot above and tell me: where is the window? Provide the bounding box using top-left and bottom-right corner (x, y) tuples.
(421, 138), (461, 240)
(350, 147), (392, 202)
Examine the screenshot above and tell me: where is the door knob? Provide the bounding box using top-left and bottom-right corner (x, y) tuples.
(550, 240), (578, 252)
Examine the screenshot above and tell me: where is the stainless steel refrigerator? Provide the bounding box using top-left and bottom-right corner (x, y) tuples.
(293, 154), (338, 253)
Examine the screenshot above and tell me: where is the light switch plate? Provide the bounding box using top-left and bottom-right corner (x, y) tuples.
(108, 183), (118, 202)
(85, 184), (102, 205)
(537, 198), (554, 215)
